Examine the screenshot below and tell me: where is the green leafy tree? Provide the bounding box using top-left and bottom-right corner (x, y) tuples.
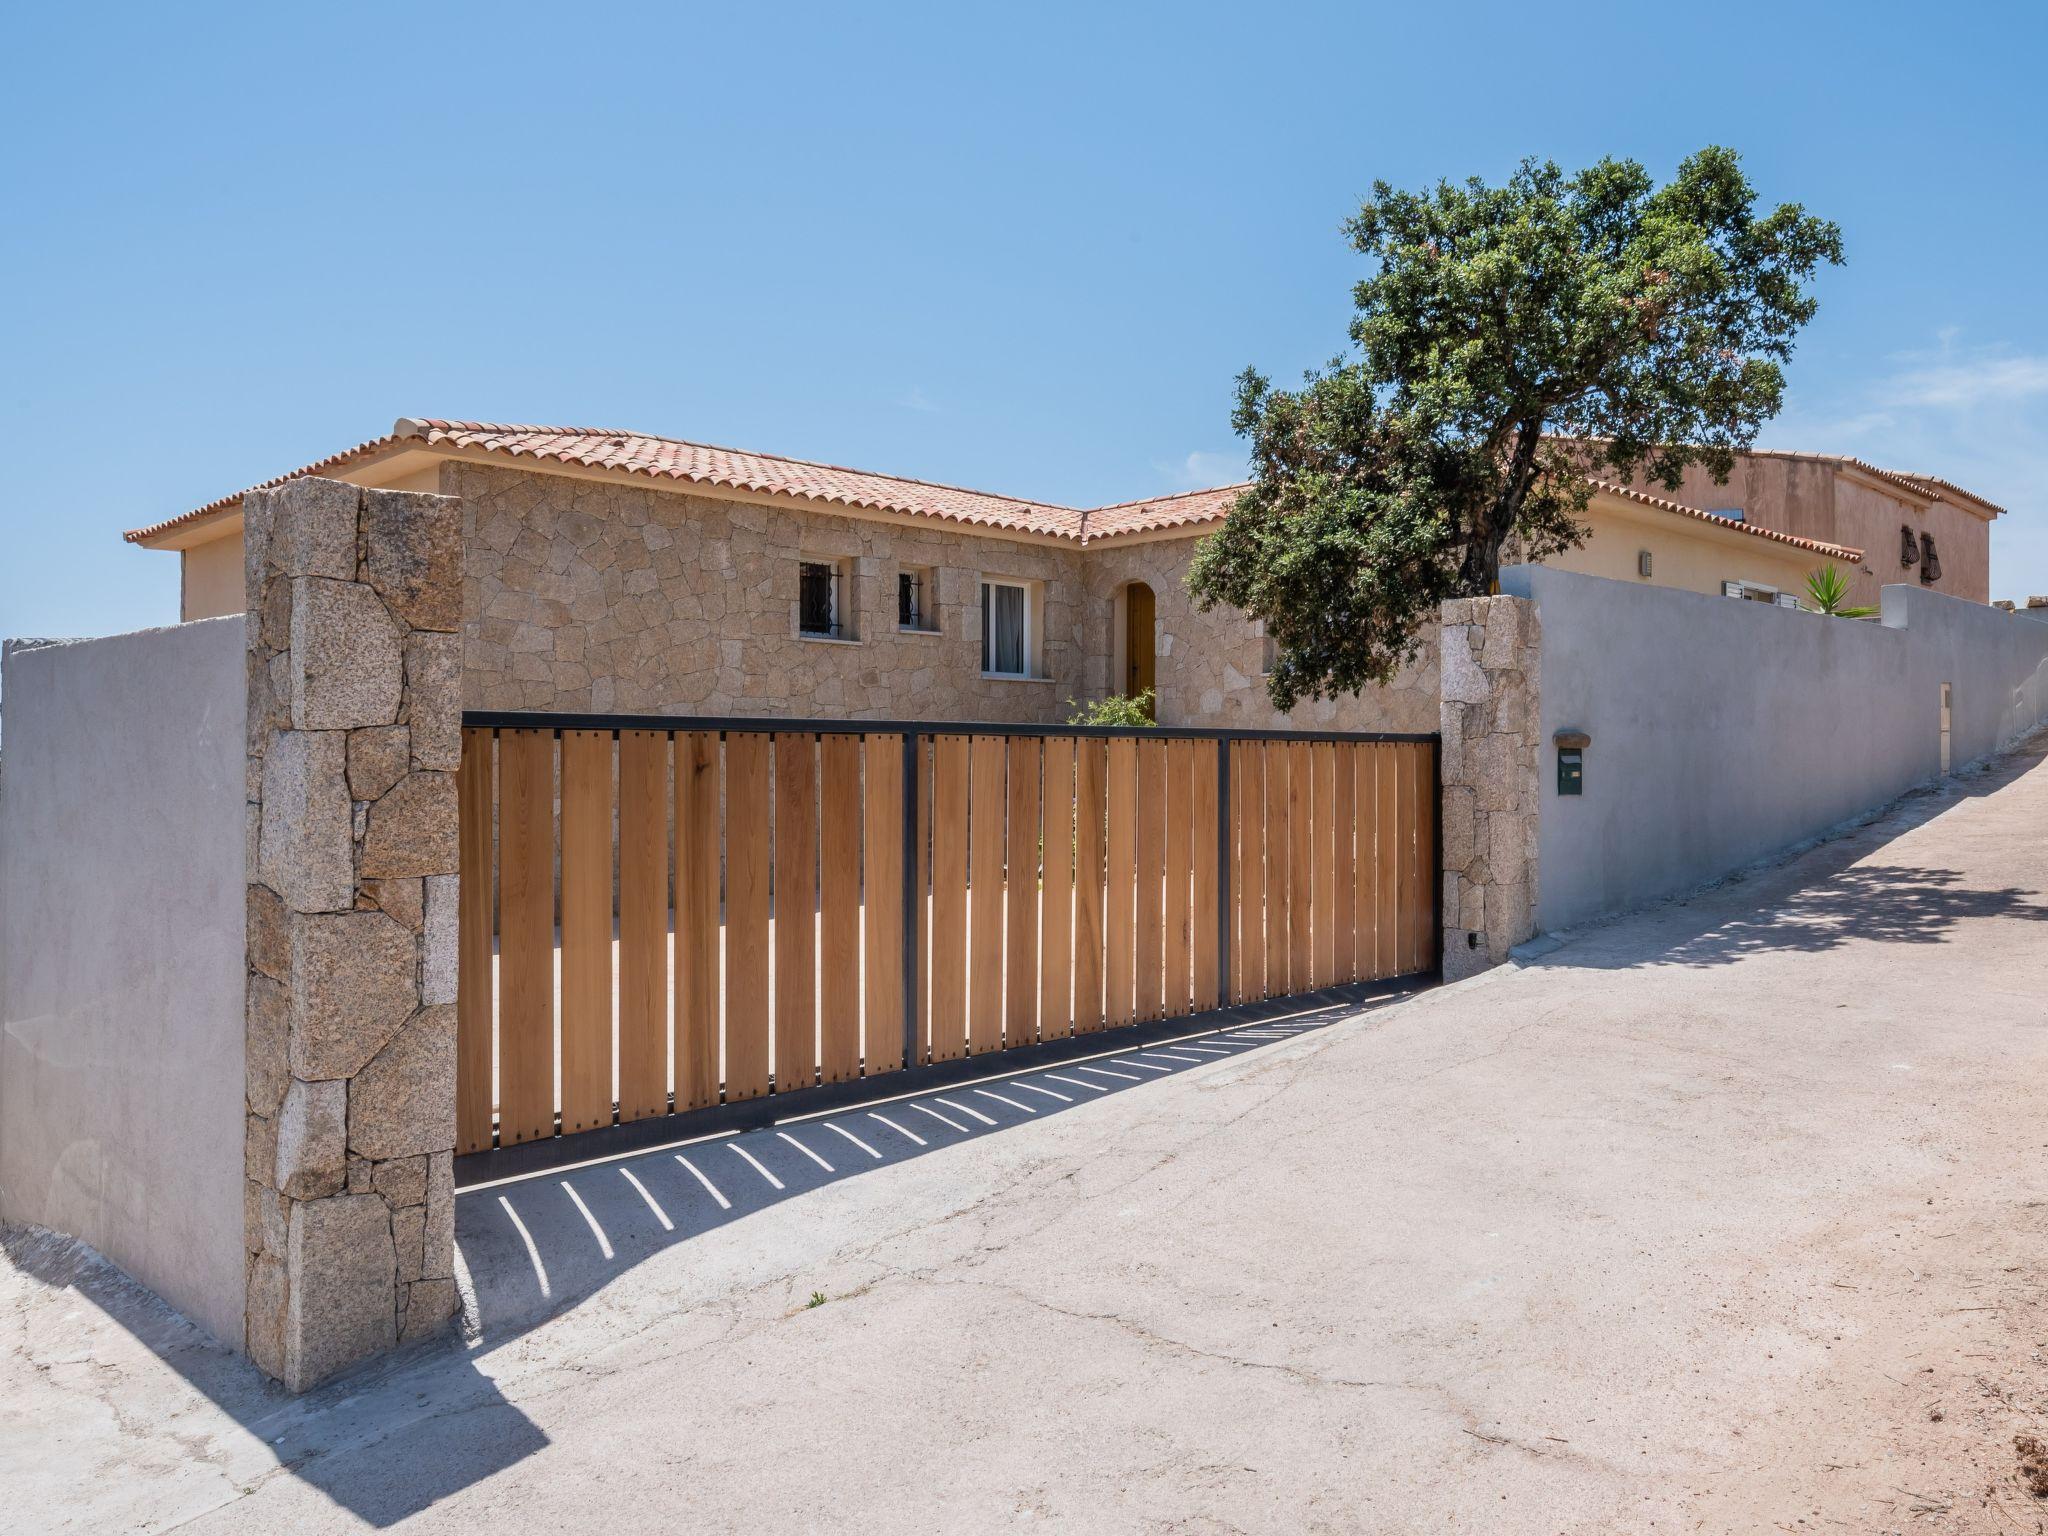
(1804, 564), (1876, 618)
(1189, 147), (1843, 709)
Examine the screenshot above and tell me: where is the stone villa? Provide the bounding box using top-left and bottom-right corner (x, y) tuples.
(126, 418), (2003, 732)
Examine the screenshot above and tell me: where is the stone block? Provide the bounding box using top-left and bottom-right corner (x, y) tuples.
(392, 1204), (426, 1283)
(1439, 786), (1475, 872)
(289, 578), (403, 730)
(246, 1253), (288, 1382)
(1489, 810), (1529, 892)
(248, 883), (290, 982)
(1438, 627), (1489, 705)
(258, 574), (294, 655)
(246, 976), (291, 1117)
(264, 478), (359, 582)
(422, 1152), (455, 1280)
(346, 726), (411, 801)
(361, 876), (425, 931)
(274, 1078), (347, 1200)
(359, 772), (459, 879)
(401, 1278), (460, 1341)
(363, 489), (463, 631)
(347, 1005), (455, 1161)
(259, 730), (354, 914)
(284, 1194), (396, 1392)
(1479, 598), (1531, 669)
(422, 875), (458, 1005)
(372, 1154), (429, 1208)
(289, 911), (420, 1080)
(404, 632), (464, 771)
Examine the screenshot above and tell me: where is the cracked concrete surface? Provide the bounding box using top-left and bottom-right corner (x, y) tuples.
(7, 734), (2048, 1532)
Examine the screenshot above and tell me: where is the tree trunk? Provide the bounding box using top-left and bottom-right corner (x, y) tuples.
(1457, 419), (1542, 596)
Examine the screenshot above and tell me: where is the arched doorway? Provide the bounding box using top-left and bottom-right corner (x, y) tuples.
(1122, 581), (1156, 714)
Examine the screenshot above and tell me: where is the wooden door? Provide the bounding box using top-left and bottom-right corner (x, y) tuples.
(1123, 582), (1156, 711)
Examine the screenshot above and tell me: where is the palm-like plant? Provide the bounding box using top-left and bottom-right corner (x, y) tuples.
(1804, 565), (1877, 619)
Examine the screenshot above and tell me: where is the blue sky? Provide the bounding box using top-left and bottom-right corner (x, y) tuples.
(4, 1), (2044, 641)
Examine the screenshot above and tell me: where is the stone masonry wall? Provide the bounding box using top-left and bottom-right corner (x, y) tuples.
(243, 477), (463, 1391)
(1077, 536), (1440, 731)
(1438, 595), (1541, 981)
(452, 461), (1084, 722)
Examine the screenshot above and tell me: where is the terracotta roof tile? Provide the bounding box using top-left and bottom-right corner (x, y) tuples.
(1589, 479), (1863, 561)
(123, 419), (1882, 564)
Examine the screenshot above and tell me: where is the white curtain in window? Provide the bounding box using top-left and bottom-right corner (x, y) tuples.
(983, 583), (1026, 674)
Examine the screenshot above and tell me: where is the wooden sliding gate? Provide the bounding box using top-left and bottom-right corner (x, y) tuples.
(456, 714), (1437, 1155)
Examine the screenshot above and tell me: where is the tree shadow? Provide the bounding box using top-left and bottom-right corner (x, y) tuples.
(1528, 735), (2048, 971)
(1641, 863), (2048, 967)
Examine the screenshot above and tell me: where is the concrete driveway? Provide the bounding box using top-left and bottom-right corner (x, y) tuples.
(8, 735), (2048, 1533)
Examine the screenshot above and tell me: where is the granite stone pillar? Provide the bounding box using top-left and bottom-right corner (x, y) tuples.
(1438, 595), (1541, 981)
(243, 477), (464, 1391)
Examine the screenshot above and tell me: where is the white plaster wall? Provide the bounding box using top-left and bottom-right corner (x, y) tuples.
(0, 618), (247, 1347)
(1502, 566), (2048, 933)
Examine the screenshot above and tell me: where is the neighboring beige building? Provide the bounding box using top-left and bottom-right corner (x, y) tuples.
(129, 417), (1972, 730)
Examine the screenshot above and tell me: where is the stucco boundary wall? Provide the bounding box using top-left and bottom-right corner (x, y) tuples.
(0, 619), (249, 1350)
(242, 477), (466, 1391)
(1502, 564), (2048, 934)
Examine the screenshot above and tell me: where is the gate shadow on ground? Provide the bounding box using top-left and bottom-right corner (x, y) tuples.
(456, 986), (1419, 1347)
(1525, 738), (2048, 971)
(1, 1225), (549, 1530)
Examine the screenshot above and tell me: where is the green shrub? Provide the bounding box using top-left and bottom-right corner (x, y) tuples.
(1065, 690), (1156, 727)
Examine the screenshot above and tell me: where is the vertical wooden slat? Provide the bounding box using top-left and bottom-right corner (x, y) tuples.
(1374, 744), (1400, 981)
(1004, 737), (1041, 1048)
(1263, 742), (1290, 997)
(819, 735), (862, 1084)
(1104, 737), (1137, 1027)
(1072, 738), (1107, 1032)
(456, 727), (495, 1154)
(559, 730), (612, 1136)
(1332, 742), (1357, 984)
(1425, 741), (1441, 974)
(1191, 741), (1219, 1013)
(930, 735), (969, 1061)
(773, 733), (818, 1092)
(496, 729), (555, 1145)
(860, 735), (905, 1074)
(675, 731), (719, 1110)
(916, 737), (932, 1064)
(1311, 743), (1337, 989)
(1237, 742), (1267, 1002)
(1133, 739), (1165, 1023)
(618, 730), (668, 1122)
(724, 733), (772, 1102)
(1287, 740), (1313, 993)
(968, 735), (1006, 1054)
(1163, 740), (1192, 1016)
(1039, 737), (1075, 1039)
(1400, 742), (1426, 976)
(1354, 743), (1380, 982)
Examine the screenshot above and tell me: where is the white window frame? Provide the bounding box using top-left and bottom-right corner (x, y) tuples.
(980, 578), (1035, 679)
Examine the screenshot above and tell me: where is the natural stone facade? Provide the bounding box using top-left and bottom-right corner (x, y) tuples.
(1438, 595), (1541, 980)
(451, 462), (1440, 732)
(1077, 535), (1439, 732)
(453, 461), (1087, 722)
(244, 478), (462, 1392)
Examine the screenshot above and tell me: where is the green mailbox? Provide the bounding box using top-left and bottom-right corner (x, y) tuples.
(1555, 729), (1589, 796)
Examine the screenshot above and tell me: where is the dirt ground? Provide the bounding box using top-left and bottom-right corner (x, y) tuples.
(5, 734), (2048, 1533)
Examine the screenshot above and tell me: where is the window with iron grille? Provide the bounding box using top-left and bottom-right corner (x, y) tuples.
(799, 560), (842, 637)
(898, 567), (937, 631)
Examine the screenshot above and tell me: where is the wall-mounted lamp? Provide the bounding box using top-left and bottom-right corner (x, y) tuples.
(1555, 728), (1590, 796)
(1637, 549), (1653, 579)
